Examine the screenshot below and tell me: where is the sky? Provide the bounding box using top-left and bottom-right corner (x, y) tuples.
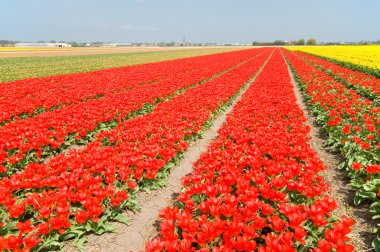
(1, 0), (379, 43)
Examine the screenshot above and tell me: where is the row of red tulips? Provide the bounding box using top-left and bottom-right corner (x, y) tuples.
(292, 51), (380, 103)
(0, 49), (271, 176)
(0, 50), (271, 251)
(0, 49), (260, 124)
(146, 49), (354, 252)
(283, 48), (380, 249)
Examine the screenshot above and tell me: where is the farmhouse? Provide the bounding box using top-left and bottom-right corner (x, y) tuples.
(15, 42), (72, 47)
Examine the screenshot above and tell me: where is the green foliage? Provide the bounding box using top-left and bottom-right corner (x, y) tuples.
(273, 40), (286, 45)
(297, 39), (305, 45)
(0, 40), (20, 45)
(307, 38), (317, 45)
(252, 40), (285, 46)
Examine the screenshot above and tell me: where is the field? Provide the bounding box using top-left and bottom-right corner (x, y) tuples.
(0, 46), (379, 251)
(0, 47), (244, 82)
(0, 46), (246, 58)
(286, 45), (380, 77)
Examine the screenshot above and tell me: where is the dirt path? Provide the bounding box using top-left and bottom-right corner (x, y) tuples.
(283, 54), (375, 251)
(63, 52), (273, 252)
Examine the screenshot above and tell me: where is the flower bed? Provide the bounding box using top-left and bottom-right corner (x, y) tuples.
(0, 49), (270, 176)
(292, 51), (380, 103)
(0, 49), (261, 124)
(283, 48), (380, 249)
(0, 49), (271, 251)
(146, 49), (354, 251)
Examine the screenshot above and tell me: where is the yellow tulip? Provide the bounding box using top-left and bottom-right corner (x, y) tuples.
(285, 45), (380, 71)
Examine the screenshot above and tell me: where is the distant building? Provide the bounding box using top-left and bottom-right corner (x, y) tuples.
(103, 43), (133, 47)
(15, 43), (72, 47)
(285, 41), (297, 45)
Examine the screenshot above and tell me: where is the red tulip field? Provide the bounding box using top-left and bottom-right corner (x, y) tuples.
(0, 47), (379, 251)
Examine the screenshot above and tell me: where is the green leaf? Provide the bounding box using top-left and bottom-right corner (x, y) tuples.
(371, 202), (380, 212)
(60, 232), (77, 241)
(364, 183), (379, 192)
(3, 221), (17, 232)
(354, 194), (363, 206)
(113, 214), (129, 225)
(75, 236), (87, 252)
(372, 179), (380, 186)
(37, 240), (63, 251)
(94, 216), (116, 234)
(350, 178), (365, 188)
(360, 191), (377, 200)
(85, 222), (92, 232)
(373, 235), (380, 252)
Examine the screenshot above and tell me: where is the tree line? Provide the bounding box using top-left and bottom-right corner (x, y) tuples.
(252, 38), (317, 46)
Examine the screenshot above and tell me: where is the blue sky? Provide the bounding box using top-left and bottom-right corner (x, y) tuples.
(1, 0), (379, 43)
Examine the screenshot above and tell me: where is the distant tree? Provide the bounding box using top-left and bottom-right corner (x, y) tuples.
(252, 40), (283, 46)
(297, 39), (305, 45)
(324, 42), (338, 45)
(273, 40), (286, 45)
(307, 38), (317, 45)
(91, 41), (104, 47)
(49, 40), (56, 43)
(68, 41), (78, 47)
(67, 41), (87, 47)
(37, 40), (46, 43)
(0, 40), (20, 45)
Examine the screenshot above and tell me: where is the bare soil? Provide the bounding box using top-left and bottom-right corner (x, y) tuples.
(283, 54), (375, 251)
